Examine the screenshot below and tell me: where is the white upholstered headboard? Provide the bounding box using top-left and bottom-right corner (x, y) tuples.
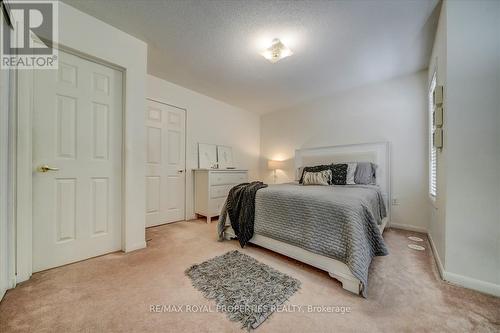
(295, 142), (391, 222)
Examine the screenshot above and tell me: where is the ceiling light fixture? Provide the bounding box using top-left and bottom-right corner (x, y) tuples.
(260, 38), (293, 63)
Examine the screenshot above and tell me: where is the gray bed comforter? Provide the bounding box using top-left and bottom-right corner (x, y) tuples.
(218, 183), (388, 297)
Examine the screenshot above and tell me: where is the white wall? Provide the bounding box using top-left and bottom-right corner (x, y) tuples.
(260, 71), (429, 230)
(147, 75), (260, 220)
(444, 0), (500, 288)
(427, 0), (500, 296)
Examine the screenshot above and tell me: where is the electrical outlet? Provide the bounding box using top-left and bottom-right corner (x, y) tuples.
(391, 198), (400, 206)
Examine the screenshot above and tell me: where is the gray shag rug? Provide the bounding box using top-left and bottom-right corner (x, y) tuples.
(185, 250), (301, 330)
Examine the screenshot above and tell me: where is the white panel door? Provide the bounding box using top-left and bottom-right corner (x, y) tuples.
(145, 100), (186, 227)
(32, 50), (123, 272)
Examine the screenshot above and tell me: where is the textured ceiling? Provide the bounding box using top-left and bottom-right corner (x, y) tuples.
(62, 0), (440, 114)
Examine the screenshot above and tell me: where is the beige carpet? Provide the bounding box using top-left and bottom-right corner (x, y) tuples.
(1, 220), (499, 332)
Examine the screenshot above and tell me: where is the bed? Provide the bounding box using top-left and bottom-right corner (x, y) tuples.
(222, 142), (391, 296)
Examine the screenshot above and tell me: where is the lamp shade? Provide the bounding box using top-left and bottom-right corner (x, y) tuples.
(267, 160), (285, 170)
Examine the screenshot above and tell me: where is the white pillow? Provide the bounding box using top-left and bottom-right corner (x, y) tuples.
(302, 170), (332, 186)
(346, 163), (357, 185)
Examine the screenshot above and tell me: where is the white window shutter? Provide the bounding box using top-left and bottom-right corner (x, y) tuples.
(429, 73), (437, 198)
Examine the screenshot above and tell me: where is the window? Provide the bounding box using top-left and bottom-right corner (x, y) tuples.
(428, 72), (437, 198)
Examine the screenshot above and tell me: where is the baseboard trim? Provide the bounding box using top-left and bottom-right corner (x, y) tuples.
(444, 271), (500, 297)
(443, 271), (500, 297)
(15, 271), (31, 284)
(389, 223), (427, 234)
(124, 241), (147, 253)
(426, 231), (445, 279)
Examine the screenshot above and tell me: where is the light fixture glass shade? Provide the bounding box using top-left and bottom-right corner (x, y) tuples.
(267, 160), (285, 170)
(260, 39), (293, 63)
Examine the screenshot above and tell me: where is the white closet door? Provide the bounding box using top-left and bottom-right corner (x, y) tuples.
(32, 50), (123, 272)
(145, 100), (186, 227)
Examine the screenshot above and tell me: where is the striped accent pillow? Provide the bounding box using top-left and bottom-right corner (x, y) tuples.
(302, 169), (332, 185)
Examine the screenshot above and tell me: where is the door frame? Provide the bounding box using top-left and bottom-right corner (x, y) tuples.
(146, 98), (188, 224)
(1, 55), (17, 299)
(15, 41), (127, 282)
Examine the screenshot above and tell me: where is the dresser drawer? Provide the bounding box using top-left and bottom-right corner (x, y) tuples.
(195, 169), (248, 223)
(210, 172), (248, 185)
(210, 185), (232, 199)
(209, 197), (226, 215)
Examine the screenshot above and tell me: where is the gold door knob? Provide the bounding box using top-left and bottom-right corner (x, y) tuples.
(37, 164), (59, 173)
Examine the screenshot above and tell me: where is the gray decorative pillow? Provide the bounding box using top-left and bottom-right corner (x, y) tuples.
(354, 162), (377, 184)
(302, 170), (332, 185)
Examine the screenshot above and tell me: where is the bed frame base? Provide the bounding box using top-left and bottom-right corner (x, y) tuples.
(223, 217), (387, 296)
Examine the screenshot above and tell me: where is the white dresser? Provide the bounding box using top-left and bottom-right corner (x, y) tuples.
(194, 169), (248, 223)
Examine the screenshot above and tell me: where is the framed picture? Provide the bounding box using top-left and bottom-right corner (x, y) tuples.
(198, 143), (217, 169)
(217, 145), (233, 169)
